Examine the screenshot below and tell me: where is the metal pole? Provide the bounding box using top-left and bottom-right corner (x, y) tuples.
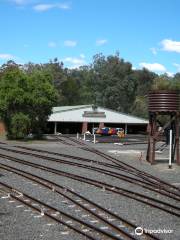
(83, 133), (86, 141)
(176, 115), (180, 165)
(125, 124), (127, 135)
(169, 129), (172, 169)
(77, 132), (79, 139)
(93, 134), (96, 144)
(54, 122), (57, 135)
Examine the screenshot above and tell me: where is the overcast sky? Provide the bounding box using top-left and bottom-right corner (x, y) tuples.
(1, 0), (180, 75)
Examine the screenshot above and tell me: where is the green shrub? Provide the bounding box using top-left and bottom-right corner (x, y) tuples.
(151, 77), (171, 90)
(8, 113), (30, 140)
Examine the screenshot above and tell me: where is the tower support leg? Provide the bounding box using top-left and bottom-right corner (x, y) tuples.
(176, 115), (180, 165)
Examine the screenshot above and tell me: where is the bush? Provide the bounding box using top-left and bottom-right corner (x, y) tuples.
(8, 113), (30, 140)
(151, 77), (171, 90)
(0, 62), (58, 140)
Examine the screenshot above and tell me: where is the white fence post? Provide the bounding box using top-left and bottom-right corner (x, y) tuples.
(93, 134), (96, 144)
(83, 133), (86, 141)
(169, 129), (172, 169)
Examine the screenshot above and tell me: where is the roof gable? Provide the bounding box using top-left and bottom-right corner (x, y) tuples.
(53, 105), (92, 113)
(49, 105), (148, 124)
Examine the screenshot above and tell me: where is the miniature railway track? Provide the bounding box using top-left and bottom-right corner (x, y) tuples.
(0, 163), (160, 240)
(67, 136), (89, 146)
(53, 135), (87, 146)
(50, 136), (180, 194)
(16, 138), (180, 196)
(80, 146), (180, 192)
(53, 135), (75, 146)
(1, 145), (180, 201)
(10, 143), (180, 198)
(0, 150), (180, 218)
(0, 181), (127, 240)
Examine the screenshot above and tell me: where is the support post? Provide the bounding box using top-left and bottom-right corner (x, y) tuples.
(176, 115), (180, 165)
(169, 129), (172, 169)
(148, 113), (156, 165)
(82, 122), (88, 134)
(125, 124), (127, 135)
(93, 134), (96, 144)
(149, 136), (154, 164)
(99, 122), (104, 128)
(77, 133), (79, 139)
(83, 133), (86, 141)
(151, 114), (157, 164)
(54, 122), (57, 135)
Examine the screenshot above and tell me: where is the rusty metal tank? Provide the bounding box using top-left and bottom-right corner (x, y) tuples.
(148, 90), (180, 112)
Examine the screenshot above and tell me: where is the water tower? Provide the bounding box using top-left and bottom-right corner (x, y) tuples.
(146, 90), (180, 165)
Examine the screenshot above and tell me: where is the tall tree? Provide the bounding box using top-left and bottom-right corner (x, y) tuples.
(91, 53), (135, 112)
(0, 62), (58, 139)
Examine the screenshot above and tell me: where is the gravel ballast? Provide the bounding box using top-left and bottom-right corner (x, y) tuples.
(0, 136), (179, 240)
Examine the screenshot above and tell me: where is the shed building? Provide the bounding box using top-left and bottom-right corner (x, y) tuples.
(47, 105), (148, 134)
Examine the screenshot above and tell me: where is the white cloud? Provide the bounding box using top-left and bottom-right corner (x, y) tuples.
(64, 40), (77, 47)
(80, 54), (85, 59)
(33, 4), (54, 11)
(161, 39), (180, 53)
(11, 0), (28, 4)
(173, 63), (180, 71)
(96, 39), (108, 46)
(11, 0), (37, 5)
(150, 47), (157, 55)
(33, 3), (70, 12)
(139, 62), (166, 72)
(63, 55), (86, 68)
(57, 3), (70, 9)
(139, 62), (174, 76)
(166, 72), (174, 77)
(48, 41), (57, 48)
(0, 54), (15, 60)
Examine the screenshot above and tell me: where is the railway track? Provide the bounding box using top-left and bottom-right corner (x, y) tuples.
(78, 145), (180, 193)
(1, 145), (180, 201)
(0, 137), (179, 239)
(9, 142), (180, 198)
(0, 163), (160, 240)
(49, 136), (180, 194)
(53, 135), (76, 146)
(0, 150), (180, 218)
(1, 181), (126, 240)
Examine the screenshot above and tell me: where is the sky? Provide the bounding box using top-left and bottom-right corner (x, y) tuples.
(1, 0), (180, 75)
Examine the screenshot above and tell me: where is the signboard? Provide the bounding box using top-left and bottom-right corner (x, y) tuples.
(82, 111), (106, 118)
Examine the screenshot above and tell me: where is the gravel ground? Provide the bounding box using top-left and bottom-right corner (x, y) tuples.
(0, 135), (180, 240)
(0, 186), (81, 240)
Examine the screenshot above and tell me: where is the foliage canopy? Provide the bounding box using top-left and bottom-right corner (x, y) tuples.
(0, 53), (180, 139)
(0, 61), (58, 139)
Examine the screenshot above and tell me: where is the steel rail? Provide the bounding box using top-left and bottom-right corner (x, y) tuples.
(10, 145), (180, 197)
(51, 136), (180, 193)
(14, 145), (173, 190)
(0, 181), (123, 240)
(1, 145), (180, 201)
(0, 163), (144, 240)
(53, 135), (75, 146)
(0, 152), (180, 217)
(81, 146), (180, 192)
